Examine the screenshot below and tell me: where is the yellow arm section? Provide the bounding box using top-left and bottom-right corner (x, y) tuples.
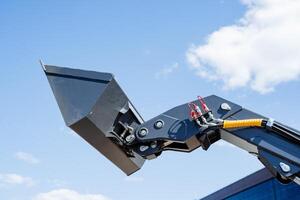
(223, 119), (263, 129)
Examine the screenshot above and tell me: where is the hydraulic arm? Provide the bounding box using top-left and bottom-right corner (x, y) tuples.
(42, 63), (300, 185)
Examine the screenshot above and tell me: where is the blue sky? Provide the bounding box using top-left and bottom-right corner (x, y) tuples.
(1, 0), (300, 200)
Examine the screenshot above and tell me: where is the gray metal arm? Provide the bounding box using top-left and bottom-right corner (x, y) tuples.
(131, 97), (300, 185)
(42, 64), (300, 184)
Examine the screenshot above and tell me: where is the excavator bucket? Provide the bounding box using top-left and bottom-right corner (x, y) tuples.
(42, 63), (145, 175)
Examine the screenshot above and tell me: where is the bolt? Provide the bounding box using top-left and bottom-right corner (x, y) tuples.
(221, 103), (231, 111)
(150, 141), (157, 149)
(125, 135), (135, 143)
(279, 162), (291, 173)
(139, 145), (149, 152)
(139, 128), (148, 137)
(154, 120), (164, 129)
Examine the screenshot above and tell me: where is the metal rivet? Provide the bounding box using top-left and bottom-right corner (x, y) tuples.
(279, 162), (291, 173)
(139, 128), (148, 137)
(150, 141), (157, 149)
(139, 145), (149, 152)
(221, 103), (231, 111)
(125, 135), (135, 143)
(154, 120), (164, 129)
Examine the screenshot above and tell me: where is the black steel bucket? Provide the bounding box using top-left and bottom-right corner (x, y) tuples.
(42, 63), (145, 175)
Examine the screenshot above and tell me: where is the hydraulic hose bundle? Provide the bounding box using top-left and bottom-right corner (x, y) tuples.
(188, 96), (300, 144)
(188, 96), (265, 129)
(222, 119), (264, 129)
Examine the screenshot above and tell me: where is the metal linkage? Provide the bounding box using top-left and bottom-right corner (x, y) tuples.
(130, 95), (240, 158)
(130, 95), (300, 184)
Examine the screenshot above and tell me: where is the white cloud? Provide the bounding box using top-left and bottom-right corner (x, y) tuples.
(0, 173), (35, 187)
(33, 189), (110, 200)
(15, 151), (40, 164)
(186, 0), (300, 93)
(155, 63), (179, 79)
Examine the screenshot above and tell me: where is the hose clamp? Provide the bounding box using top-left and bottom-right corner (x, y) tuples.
(266, 118), (275, 128)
